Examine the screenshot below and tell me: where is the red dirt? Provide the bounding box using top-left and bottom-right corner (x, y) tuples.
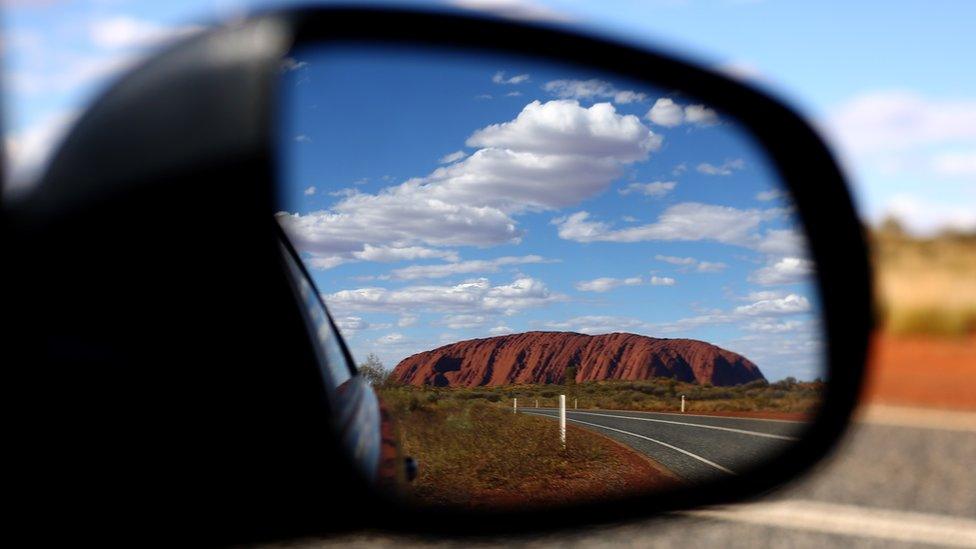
(459, 423), (678, 509)
(391, 331), (765, 388)
(863, 333), (976, 410)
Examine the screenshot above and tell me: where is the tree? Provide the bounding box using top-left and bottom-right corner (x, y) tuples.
(358, 353), (390, 387)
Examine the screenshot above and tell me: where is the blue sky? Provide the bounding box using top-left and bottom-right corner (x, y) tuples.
(274, 44), (822, 381)
(4, 0), (975, 235)
(3, 0), (973, 380)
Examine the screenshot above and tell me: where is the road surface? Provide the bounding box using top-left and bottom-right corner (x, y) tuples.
(520, 407), (806, 482)
(272, 405), (976, 548)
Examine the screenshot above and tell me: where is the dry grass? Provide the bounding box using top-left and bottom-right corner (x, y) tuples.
(379, 389), (674, 508)
(382, 378), (822, 421)
(872, 225), (976, 336)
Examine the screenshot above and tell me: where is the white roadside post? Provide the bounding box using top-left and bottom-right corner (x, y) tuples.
(559, 394), (566, 448)
(681, 394), (686, 413)
(574, 397), (577, 409)
(535, 398), (539, 408)
(513, 397), (517, 414)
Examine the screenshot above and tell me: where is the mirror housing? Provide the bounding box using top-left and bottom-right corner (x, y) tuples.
(3, 6), (872, 544)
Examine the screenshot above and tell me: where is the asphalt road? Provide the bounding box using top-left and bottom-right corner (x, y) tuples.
(266, 405), (976, 548)
(520, 407), (806, 482)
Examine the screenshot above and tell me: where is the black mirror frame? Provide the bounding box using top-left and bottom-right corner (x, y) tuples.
(13, 4), (872, 541)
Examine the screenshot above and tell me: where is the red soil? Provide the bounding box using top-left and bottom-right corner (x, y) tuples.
(864, 333), (976, 410)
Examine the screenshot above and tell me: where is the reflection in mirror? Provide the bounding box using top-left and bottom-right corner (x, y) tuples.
(275, 45), (824, 508)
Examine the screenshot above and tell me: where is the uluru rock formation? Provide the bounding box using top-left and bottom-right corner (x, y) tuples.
(390, 331), (765, 388)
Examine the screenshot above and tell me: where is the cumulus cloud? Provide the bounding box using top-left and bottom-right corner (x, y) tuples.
(618, 181), (676, 197)
(390, 255), (550, 280)
(574, 276), (643, 293)
(304, 186), (316, 196)
(489, 325), (514, 335)
(280, 99), (661, 269)
(492, 71), (529, 84)
(543, 79), (647, 104)
(325, 276), (564, 316)
(377, 333), (407, 345)
(466, 100), (659, 163)
(649, 276), (676, 286)
(398, 314), (419, 328)
(750, 257), (815, 285)
(696, 158), (744, 175)
(656, 293), (812, 334)
(646, 98), (718, 127)
(439, 150), (468, 164)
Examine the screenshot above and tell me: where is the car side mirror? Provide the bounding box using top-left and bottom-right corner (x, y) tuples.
(3, 6), (871, 544)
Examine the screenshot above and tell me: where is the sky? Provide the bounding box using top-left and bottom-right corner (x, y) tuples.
(3, 0), (975, 236)
(274, 44), (822, 381)
(2, 0), (973, 380)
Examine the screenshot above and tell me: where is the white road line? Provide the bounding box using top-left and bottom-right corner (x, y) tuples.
(523, 411), (736, 475)
(563, 410), (800, 441)
(683, 500), (976, 547)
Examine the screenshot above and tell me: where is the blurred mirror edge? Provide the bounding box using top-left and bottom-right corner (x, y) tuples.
(272, 41), (829, 512)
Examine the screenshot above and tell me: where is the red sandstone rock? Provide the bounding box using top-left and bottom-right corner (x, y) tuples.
(390, 331), (765, 387)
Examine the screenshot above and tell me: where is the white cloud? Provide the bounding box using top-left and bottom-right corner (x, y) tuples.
(295, 134), (311, 143)
(826, 91), (976, 156)
(646, 98), (718, 127)
(354, 245), (459, 263)
(756, 189), (784, 201)
(377, 333), (407, 345)
(544, 315), (650, 335)
(90, 16), (202, 50)
(335, 316), (370, 336)
(654, 254), (726, 273)
(439, 150), (468, 164)
(750, 257), (815, 285)
(574, 276), (642, 293)
(466, 100), (659, 163)
(696, 159), (744, 175)
(492, 71), (529, 85)
(696, 261), (728, 273)
(655, 254), (696, 266)
(649, 276), (676, 286)
(304, 186), (317, 196)
(439, 314), (490, 329)
(734, 294), (811, 315)
(543, 79), (647, 104)
(755, 228), (808, 257)
(489, 325), (514, 335)
(744, 319), (803, 333)
(280, 99), (662, 269)
(325, 276), (564, 316)
(553, 202), (766, 247)
(618, 180), (676, 197)
(390, 255), (549, 280)
(398, 314), (419, 328)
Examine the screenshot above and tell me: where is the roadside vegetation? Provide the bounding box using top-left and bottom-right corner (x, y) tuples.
(379, 376), (822, 417)
(871, 219), (976, 337)
(378, 386), (675, 508)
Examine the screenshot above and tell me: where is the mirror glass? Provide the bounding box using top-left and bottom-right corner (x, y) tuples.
(275, 44), (825, 508)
